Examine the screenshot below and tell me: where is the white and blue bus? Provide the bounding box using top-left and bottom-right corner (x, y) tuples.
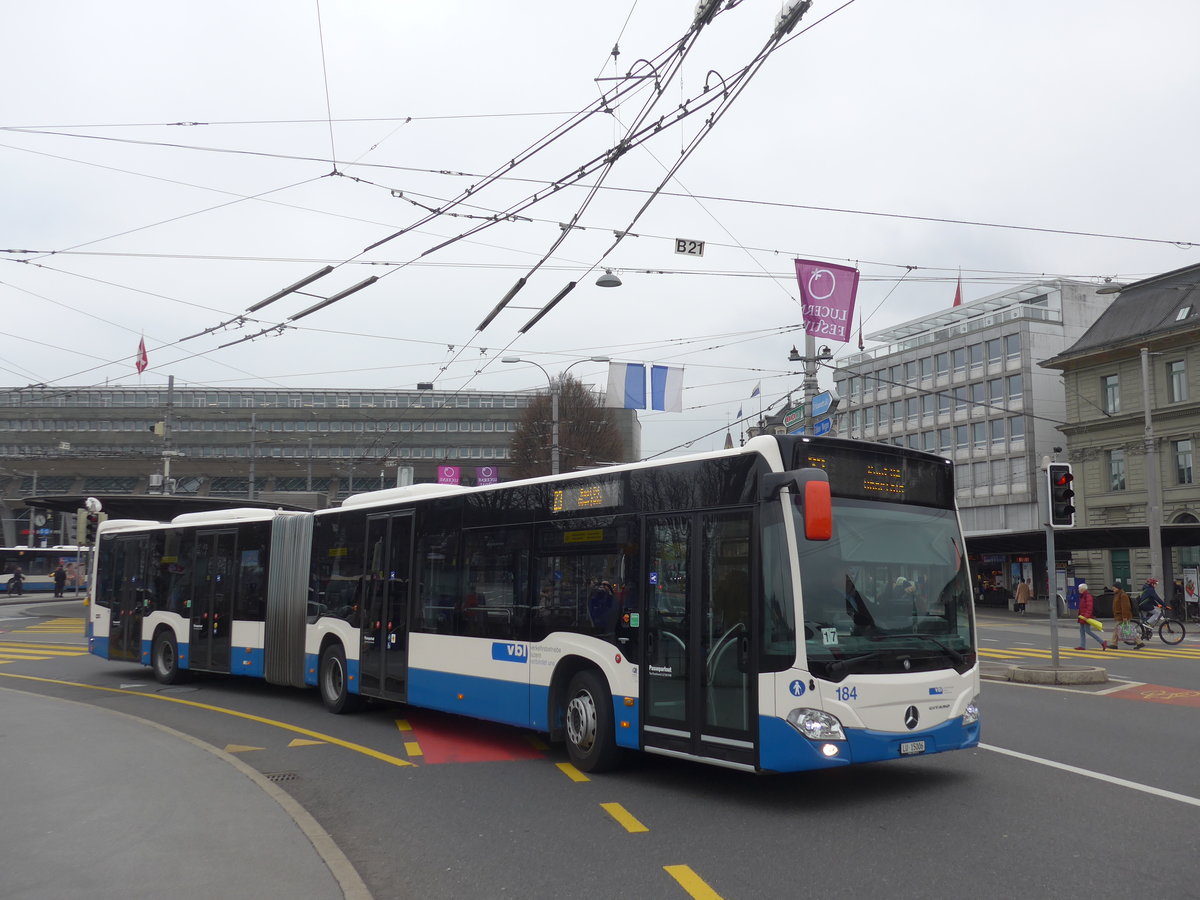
(87, 435), (979, 773)
(1, 546), (88, 594)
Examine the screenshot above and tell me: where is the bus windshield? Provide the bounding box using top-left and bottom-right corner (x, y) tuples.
(796, 500), (975, 681)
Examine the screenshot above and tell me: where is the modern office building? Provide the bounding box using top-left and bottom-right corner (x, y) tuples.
(830, 279), (1114, 601)
(0, 384), (640, 545)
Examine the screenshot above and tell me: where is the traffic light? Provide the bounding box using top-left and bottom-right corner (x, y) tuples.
(83, 511), (107, 544)
(1048, 462), (1075, 528)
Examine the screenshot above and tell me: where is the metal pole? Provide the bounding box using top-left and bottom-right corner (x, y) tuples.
(1141, 347), (1164, 587)
(307, 437), (313, 491)
(804, 333), (819, 433)
(1042, 457), (1061, 665)
(248, 411), (256, 500)
(551, 383), (560, 475)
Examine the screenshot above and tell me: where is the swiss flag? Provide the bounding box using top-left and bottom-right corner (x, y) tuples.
(952, 275), (962, 308)
(135, 337), (148, 374)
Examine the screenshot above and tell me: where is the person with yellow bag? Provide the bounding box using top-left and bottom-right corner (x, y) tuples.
(1074, 583), (1108, 651)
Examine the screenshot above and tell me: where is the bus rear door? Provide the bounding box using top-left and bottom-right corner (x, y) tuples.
(642, 511), (756, 769)
(360, 512), (414, 700)
(108, 536), (149, 662)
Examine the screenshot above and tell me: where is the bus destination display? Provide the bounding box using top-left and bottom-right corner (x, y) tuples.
(798, 446), (953, 507)
(551, 479), (622, 514)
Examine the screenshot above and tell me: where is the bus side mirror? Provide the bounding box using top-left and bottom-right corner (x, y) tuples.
(803, 479), (832, 541)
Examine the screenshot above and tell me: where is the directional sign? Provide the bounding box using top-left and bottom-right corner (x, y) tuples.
(811, 390), (838, 418)
(674, 238), (705, 257)
(813, 416), (833, 436)
(781, 405), (806, 430)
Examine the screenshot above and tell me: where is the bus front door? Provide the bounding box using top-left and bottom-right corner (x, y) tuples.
(108, 536), (148, 662)
(189, 530), (236, 673)
(360, 512), (413, 700)
(642, 511), (756, 769)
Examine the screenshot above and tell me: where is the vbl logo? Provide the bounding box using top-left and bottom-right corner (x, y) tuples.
(492, 642), (529, 663)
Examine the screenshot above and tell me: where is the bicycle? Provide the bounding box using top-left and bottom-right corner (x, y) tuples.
(1134, 602), (1186, 645)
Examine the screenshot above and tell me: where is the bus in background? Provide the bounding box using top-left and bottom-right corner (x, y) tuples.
(88, 435), (979, 774)
(1, 546), (88, 595)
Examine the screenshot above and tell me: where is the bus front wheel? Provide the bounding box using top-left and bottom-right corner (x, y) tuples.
(152, 631), (184, 685)
(564, 669), (621, 772)
(319, 644), (359, 714)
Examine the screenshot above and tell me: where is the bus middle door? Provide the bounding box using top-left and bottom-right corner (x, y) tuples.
(642, 511), (756, 769)
(360, 512), (414, 700)
(109, 535), (148, 662)
(190, 530), (236, 673)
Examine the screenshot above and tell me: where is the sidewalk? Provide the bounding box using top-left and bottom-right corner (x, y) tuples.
(0, 687), (370, 899)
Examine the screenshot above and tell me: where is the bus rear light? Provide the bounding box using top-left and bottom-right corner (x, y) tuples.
(623, 697), (635, 707)
(620, 721), (631, 729)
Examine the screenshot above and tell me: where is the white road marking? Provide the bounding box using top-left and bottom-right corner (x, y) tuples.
(981, 742), (1200, 808)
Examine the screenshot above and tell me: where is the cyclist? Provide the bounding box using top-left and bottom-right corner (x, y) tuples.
(1137, 578), (1163, 624)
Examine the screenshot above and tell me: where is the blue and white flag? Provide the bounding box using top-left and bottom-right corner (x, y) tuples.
(650, 365), (684, 412)
(605, 362), (646, 409)
(750, 381), (761, 399)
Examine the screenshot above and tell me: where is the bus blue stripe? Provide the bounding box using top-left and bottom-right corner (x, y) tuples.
(408, 668), (531, 729)
(758, 714), (980, 772)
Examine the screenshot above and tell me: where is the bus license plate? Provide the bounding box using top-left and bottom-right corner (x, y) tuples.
(899, 740), (926, 756)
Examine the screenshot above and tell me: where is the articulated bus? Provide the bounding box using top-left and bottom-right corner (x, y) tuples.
(1, 546), (88, 594)
(87, 435), (980, 773)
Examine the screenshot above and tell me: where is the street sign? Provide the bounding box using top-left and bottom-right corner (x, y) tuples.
(813, 417), (833, 436)
(787, 424), (806, 435)
(811, 390), (840, 418)
(674, 238), (705, 257)
(781, 405), (806, 430)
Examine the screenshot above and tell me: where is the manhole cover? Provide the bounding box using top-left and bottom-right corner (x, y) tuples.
(265, 772), (299, 783)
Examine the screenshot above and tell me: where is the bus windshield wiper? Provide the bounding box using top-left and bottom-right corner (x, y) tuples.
(868, 633), (965, 665)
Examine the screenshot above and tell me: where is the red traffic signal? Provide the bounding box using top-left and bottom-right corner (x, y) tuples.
(1048, 463), (1075, 527)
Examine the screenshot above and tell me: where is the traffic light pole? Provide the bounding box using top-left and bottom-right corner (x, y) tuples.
(1042, 471), (1061, 666)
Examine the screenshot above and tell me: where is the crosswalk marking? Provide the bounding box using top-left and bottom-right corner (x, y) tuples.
(980, 645), (1200, 660)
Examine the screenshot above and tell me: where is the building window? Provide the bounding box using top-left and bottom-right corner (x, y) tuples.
(1167, 360), (1187, 403)
(951, 348), (966, 376)
(970, 382), (985, 408)
(864, 405), (875, 427)
(905, 397), (918, 421)
(937, 392), (951, 415)
(1175, 439), (1194, 484)
(919, 357), (932, 380)
(921, 394), (936, 417)
(877, 404), (888, 427)
(969, 344), (983, 368)
(989, 418), (1005, 447)
(923, 431), (936, 451)
(955, 425), (968, 449)
(954, 386), (968, 413)
(1102, 375), (1120, 414)
(971, 421), (986, 449)
(988, 379), (1004, 407)
(1108, 449), (1126, 491)
(904, 361), (917, 384)
(938, 428), (952, 452)
(986, 339), (1002, 365)
(1005, 333), (1020, 361)
(1009, 416), (1025, 442)
(935, 352), (949, 377)
(1007, 373), (1023, 404)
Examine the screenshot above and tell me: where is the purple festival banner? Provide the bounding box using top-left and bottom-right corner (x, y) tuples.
(794, 259), (859, 344)
(475, 466), (500, 485)
(437, 465), (461, 485)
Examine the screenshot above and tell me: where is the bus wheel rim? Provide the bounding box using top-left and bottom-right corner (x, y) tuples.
(566, 690), (596, 752)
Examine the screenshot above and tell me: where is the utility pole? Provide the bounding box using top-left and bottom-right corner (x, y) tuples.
(1141, 347), (1164, 586)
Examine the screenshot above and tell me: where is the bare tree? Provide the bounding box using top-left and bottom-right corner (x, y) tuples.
(509, 374), (625, 478)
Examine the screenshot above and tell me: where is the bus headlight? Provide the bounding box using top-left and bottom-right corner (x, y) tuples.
(963, 696), (980, 726)
(786, 708), (846, 741)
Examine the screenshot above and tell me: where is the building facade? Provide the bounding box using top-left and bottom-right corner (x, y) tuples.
(0, 384), (640, 545)
(830, 280), (1114, 600)
(1041, 264), (1200, 599)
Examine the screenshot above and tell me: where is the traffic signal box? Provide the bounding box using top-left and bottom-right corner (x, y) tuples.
(1047, 462), (1075, 528)
(76, 508), (109, 544)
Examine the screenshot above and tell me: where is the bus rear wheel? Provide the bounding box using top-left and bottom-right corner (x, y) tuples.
(319, 644), (360, 714)
(152, 631), (184, 685)
(564, 669), (621, 773)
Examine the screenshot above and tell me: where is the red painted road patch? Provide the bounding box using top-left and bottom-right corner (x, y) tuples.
(405, 709), (547, 764)
(1108, 684), (1200, 707)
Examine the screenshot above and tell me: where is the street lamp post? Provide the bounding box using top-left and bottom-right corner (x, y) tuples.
(502, 356), (610, 475)
(788, 335), (833, 433)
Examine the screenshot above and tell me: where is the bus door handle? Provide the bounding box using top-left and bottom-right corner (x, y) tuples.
(737, 634), (749, 672)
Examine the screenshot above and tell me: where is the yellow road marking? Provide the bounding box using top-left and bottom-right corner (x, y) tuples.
(289, 738), (325, 747)
(601, 802), (648, 833)
(395, 718), (412, 731)
(0, 672), (414, 767)
(664, 865), (723, 899)
(404, 741), (423, 757)
(225, 744), (265, 753)
(557, 762), (589, 782)
(0, 642), (87, 653)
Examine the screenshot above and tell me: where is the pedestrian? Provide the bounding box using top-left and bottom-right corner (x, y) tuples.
(1074, 582), (1108, 651)
(7, 566), (24, 597)
(1108, 581), (1143, 649)
(1014, 578), (1032, 615)
(52, 564), (67, 598)
(1137, 578), (1163, 623)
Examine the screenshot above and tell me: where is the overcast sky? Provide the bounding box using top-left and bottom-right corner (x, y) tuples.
(4, 1), (1199, 461)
